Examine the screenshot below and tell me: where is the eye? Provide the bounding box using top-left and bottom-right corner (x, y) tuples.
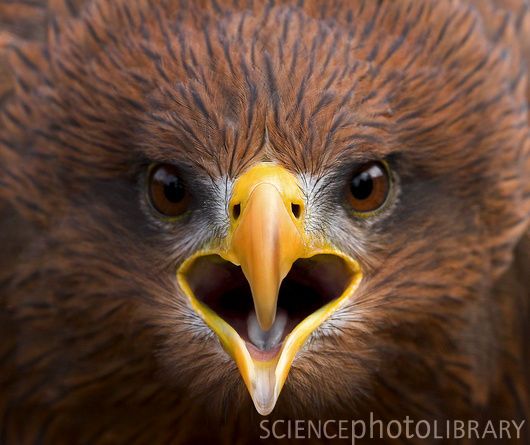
(347, 161), (390, 214)
(148, 164), (190, 217)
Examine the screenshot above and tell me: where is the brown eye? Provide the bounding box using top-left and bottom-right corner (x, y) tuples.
(148, 164), (190, 217)
(347, 161), (390, 213)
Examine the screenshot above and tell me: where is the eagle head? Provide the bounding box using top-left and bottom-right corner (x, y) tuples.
(1, 0), (529, 440)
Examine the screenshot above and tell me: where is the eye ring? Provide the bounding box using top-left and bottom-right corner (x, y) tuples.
(347, 161), (391, 216)
(147, 163), (191, 218)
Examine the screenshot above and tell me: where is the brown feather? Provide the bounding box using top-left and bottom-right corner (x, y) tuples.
(0, 0), (529, 443)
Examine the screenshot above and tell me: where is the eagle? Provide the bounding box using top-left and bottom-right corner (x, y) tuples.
(0, 0), (529, 443)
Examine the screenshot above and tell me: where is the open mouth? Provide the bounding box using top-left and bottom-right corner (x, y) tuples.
(176, 162), (363, 415)
(183, 254), (354, 361)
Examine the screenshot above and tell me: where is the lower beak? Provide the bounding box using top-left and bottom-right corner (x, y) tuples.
(177, 163), (362, 415)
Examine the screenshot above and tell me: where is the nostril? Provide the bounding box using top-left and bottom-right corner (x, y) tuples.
(232, 203), (241, 219)
(291, 203), (301, 219)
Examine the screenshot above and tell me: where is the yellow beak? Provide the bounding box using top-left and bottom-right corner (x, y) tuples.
(225, 168), (305, 331)
(177, 163), (362, 415)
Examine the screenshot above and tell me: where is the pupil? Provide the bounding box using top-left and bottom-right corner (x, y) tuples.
(163, 176), (185, 202)
(351, 172), (373, 200)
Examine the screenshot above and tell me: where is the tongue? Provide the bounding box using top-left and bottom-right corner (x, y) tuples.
(247, 309), (287, 350)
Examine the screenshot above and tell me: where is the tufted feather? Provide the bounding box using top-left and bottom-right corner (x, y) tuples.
(0, 1), (529, 443)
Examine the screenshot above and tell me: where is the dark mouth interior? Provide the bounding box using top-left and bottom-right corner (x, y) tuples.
(184, 254), (354, 347)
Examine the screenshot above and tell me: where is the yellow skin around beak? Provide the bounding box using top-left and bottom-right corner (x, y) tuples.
(177, 163), (362, 415)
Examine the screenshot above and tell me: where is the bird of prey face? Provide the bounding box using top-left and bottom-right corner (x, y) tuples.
(1, 0), (529, 443)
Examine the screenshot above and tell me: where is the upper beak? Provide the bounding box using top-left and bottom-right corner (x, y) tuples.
(226, 175), (305, 331)
(177, 163), (362, 415)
